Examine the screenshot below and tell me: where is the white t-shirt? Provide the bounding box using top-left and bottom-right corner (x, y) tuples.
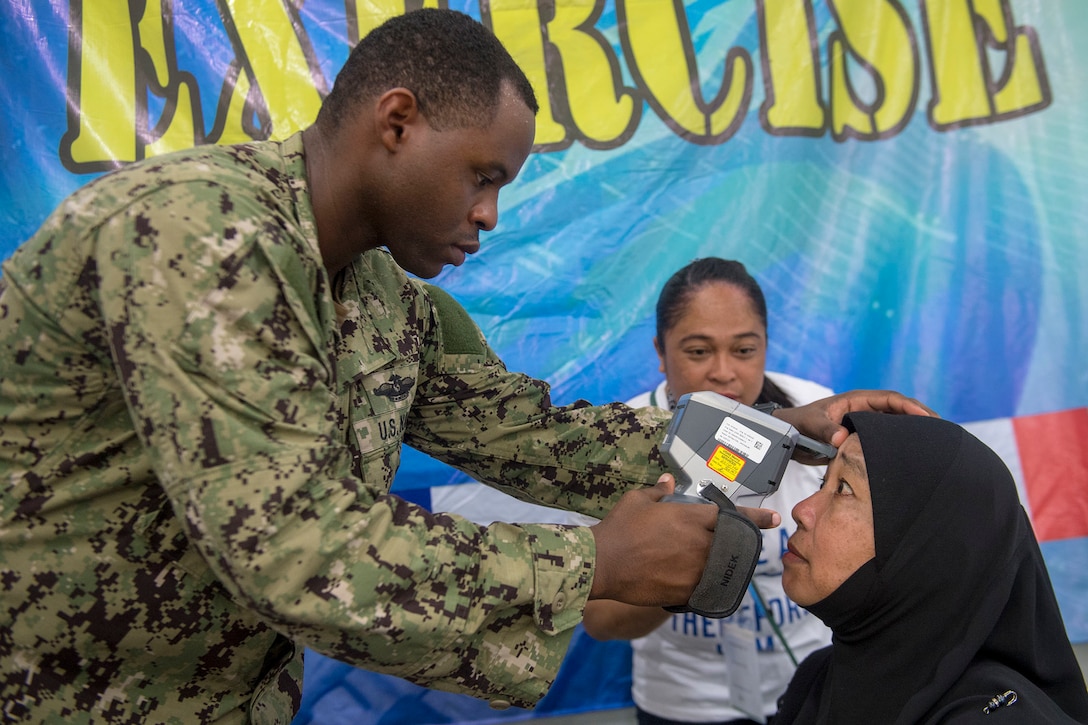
(626, 373), (833, 723)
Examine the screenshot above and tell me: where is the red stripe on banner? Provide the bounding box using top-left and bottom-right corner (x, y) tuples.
(1012, 407), (1088, 542)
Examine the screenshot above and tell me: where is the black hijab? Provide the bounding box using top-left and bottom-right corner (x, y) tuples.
(773, 412), (1088, 724)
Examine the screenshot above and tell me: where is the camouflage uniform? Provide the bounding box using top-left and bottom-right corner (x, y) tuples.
(0, 133), (671, 723)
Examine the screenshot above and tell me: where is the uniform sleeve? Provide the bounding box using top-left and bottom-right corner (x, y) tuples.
(94, 190), (604, 707)
(406, 284), (673, 521)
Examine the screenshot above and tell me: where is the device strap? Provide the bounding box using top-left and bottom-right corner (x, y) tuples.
(672, 484), (763, 618)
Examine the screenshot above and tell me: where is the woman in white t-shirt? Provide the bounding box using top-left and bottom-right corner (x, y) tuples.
(582, 258), (832, 725)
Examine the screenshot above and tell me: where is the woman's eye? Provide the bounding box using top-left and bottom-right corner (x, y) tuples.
(477, 173), (494, 187)
(835, 479), (855, 496)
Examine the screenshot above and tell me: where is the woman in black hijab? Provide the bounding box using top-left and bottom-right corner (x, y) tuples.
(772, 411), (1088, 723)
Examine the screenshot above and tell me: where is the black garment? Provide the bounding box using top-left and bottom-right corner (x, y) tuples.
(771, 412), (1088, 724)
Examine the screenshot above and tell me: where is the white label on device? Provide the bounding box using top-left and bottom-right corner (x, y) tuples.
(714, 418), (771, 464)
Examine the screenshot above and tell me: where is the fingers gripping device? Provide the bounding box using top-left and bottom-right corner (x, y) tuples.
(659, 392), (836, 618)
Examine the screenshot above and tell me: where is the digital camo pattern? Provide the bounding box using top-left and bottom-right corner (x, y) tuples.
(0, 133), (673, 722)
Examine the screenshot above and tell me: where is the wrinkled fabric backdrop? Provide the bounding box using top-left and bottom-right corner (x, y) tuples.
(2, 1), (1085, 721)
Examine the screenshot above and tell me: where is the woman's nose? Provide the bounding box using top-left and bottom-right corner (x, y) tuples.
(792, 491), (819, 528)
(708, 354), (736, 382)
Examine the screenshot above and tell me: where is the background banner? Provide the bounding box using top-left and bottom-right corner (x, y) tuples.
(3, 0), (1085, 721)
